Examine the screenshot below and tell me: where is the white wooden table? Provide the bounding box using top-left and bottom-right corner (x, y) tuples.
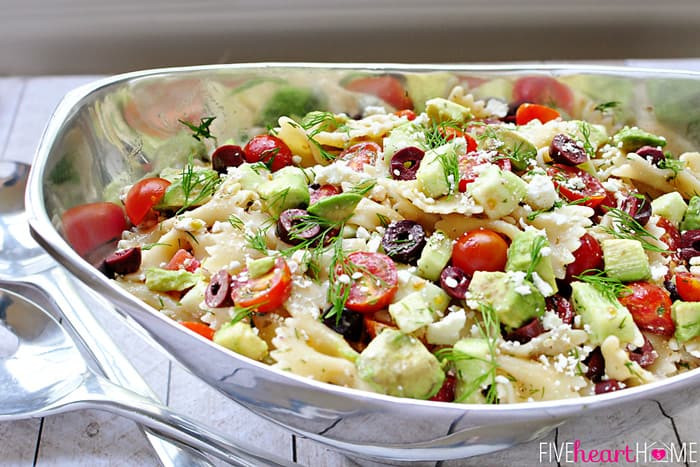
(1, 60), (699, 467)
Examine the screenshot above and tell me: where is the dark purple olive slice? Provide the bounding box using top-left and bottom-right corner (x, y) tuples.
(549, 133), (588, 166)
(664, 279), (681, 302)
(680, 247), (700, 262)
(104, 247), (141, 276)
(620, 194), (652, 226)
(594, 379), (624, 394)
(390, 146), (425, 180)
(381, 220), (426, 264)
(205, 270), (233, 308)
(584, 347), (605, 383)
(635, 145), (665, 166)
(628, 335), (657, 368)
(545, 294), (575, 326)
(439, 266), (470, 300)
(681, 229), (700, 250)
(504, 318), (545, 344)
(323, 308), (363, 342)
(276, 209), (321, 245)
(211, 144), (246, 173)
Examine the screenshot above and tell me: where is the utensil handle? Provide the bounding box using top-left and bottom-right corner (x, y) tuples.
(74, 373), (293, 467)
(26, 268), (214, 467)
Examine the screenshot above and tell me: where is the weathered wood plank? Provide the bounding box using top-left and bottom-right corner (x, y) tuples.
(0, 419), (41, 467)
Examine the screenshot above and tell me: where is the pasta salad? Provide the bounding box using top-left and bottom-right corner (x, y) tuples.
(98, 78), (700, 404)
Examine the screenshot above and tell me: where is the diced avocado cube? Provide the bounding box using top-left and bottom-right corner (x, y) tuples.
(681, 196), (700, 231)
(672, 301), (700, 342)
(496, 129), (537, 170)
(468, 165), (528, 219)
(602, 239), (650, 282)
(388, 281), (450, 333)
(425, 97), (472, 124)
(257, 166), (310, 217)
(259, 85), (320, 128)
(612, 126), (666, 153)
(145, 268), (202, 292)
(416, 230), (453, 281)
(652, 192), (688, 227)
(156, 167), (220, 210)
(307, 192), (363, 223)
(248, 256), (275, 278)
(571, 281), (643, 347)
(238, 163), (269, 192)
(453, 338), (492, 404)
(357, 329), (445, 399)
(214, 321), (268, 361)
(467, 271), (545, 329)
(382, 122), (426, 165)
(506, 230), (557, 296)
(416, 138), (466, 199)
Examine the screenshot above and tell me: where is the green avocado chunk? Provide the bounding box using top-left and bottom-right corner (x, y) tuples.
(652, 191), (688, 227)
(681, 196), (700, 231)
(213, 321), (269, 361)
(388, 281), (450, 334)
(357, 329), (445, 399)
(453, 338), (492, 404)
(307, 192), (363, 223)
(156, 167), (220, 210)
(257, 166), (310, 217)
(382, 122), (425, 165)
(612, 126), (667, 153)
(467, 165), (528, 219)
(425, 97), (472, 124)
(467, 271), (545, 329)
(416, 230), (453, 281)
(145, 268), (202, 292)
(672, 301), (700, 342)
(602, 239), (651, 282)
(415, 138), (466, 199)
(496, 129), (538, 171)
(505, 230), (557, 296)
(238, 163), (269, 192)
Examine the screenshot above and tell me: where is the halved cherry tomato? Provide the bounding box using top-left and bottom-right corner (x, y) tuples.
(243, 135), (293, 172)
(165, 249), (200, 272)
(656, 217), (681, 252)
(618, 282), (674, 337)
(231, 257), (292, 313)
(62, 202), (128, 257)
(438, 126), (478, 152)
(340, 252), (399, 313)
(565, 233), (603, 281)
(676, 272), (700, 302)
(394, 109), (416, 120)
(547, 164), (606, 209)
(513, 76), (574, 114)
(515, 103), (560, 125)
(429, 374), (456, 402)
(451, 229), (508, 276)
(344, 75), (413, 110)
(125, 177), (171, 225)
(310, 184), (341, 204)
(180, 321), (215, 340)
(340, 142), (381, 172)
(457, 152), (512, 192)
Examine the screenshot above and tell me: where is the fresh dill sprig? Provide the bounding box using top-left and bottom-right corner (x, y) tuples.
(423, 120), (463, 149)
(142, 242), (171, 251)
(526, 196), (591, 221)
(324, 225), (353, 322)
(594, 101), (620, 114)
(230, 304), (264, 326)
(299, 111), (341, 161)
(179, 116), (217, 142)
(176, 155), (222, 214)
(228, 214), (244, 231)
(184, 230), (199, 245)
(437, 150), (460, 195)
(602, 208), (667, 253)
(376, 213), (391, 228)
(573, 269), (631, 303)
(244, 229), (269, 253)
(578, 122), (595, 158)
(348, 179), (376, 196)
(525, 235), (547, 281)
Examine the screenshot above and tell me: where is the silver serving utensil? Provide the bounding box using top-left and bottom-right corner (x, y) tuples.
(0, 161), (289, 466)
(0, 287), (291, 466)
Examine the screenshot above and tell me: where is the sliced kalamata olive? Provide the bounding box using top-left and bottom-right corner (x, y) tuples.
(664, 279), (681, 302)
(546, 294), (575, 326)
(549, 133), (588, 166)
(390, 146), (425, 181)
(628, 335), (657, 368)
(635, 145), (665, 166)
(504, 318), (545, 344)
(103, 247), (141, 276)
(680, 248), (700, 261)
(681, 230), (700, 250)
(309, 184), (341, 204)
(211, 144), (246, 173)
(621, 194), (652, 227)
(594, 380), (624, 394)
(205, 270), (233, 308)
(323, 308), (363, 342)
(276, 209), (321, 245)
(584, 347), (605, 383)
(439, 266), (471, 300)
(381, 220), (426, 264)
(502, 100), (526, 123)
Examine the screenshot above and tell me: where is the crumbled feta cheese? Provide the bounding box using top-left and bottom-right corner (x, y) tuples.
(508, 271), (531, 295)
(426, 309), (466, 345)
(292, 155), (302, 164)
(526, 174), (558, 210)
(650, 264), (669, 281)
(444, 276), (459, 288)
(338, 274), (351, 284)
(531, 272), (554, 297)
(351, 271), (363, 280)
(174, 217), (206, 232)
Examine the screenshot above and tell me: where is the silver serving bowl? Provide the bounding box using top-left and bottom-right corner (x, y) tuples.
(25, 63), (700, 461)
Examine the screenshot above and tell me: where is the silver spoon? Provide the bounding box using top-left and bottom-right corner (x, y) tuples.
(0, 161), (290, 466)
(0, 287), (292, 466)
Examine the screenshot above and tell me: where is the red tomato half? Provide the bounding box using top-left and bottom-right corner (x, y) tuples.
(165, 249), (200, 272)
(457, 152), (512, 192)
(394, 109), (417, 120)
(62, 202), (127, 257)
(565, 233), (603, 281)
(429, 374), (456, 402)
(340, 142), (381, 172)
(618, 282), (674, 337)
(231, 257), (292, 313)
(547, 164), (606, 209)
(344, 75), (413, 110)
(451, 229), (508, 276)
(656, 217), (681, 252)
(513, 76), (574, 114)
(310, 184), (341, 204)
(243, 135), (293, 172)
(676, 273), (700, 302)
(438, 127), (478, 152)
(341, 252), (399, 313)
(515, 103), (560, 125)
(125, 177), (171, 225)
(180, 321), (215, 340)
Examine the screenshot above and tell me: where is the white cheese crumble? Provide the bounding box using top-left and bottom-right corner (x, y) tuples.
(531, 272), (554, 297)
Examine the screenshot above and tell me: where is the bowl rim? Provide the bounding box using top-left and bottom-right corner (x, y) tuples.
(25, 62), (700, 418)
